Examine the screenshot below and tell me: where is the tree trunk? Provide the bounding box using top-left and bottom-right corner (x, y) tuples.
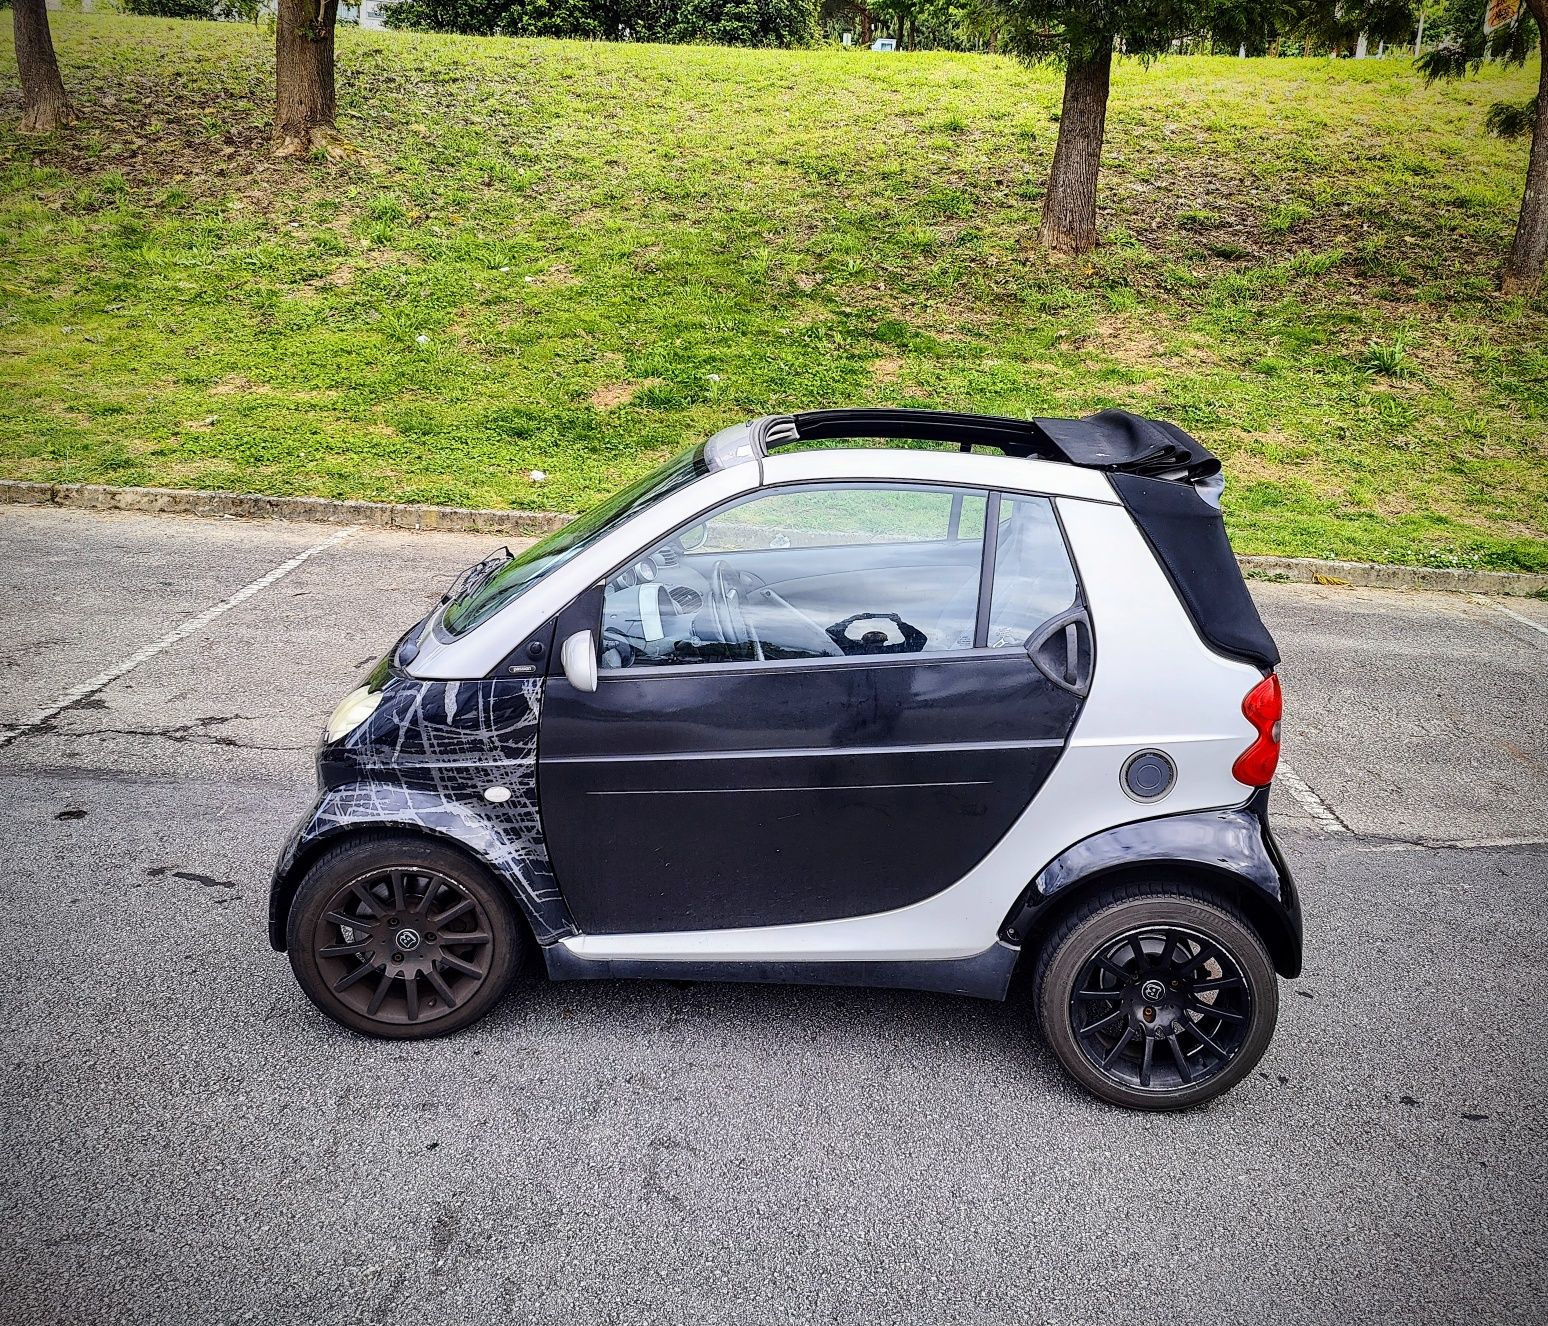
(12, 0), (75, 134)
(274, 0), (340, 157)
(1500, 9), (1547, 295)
(1039, 40), (1113, 256)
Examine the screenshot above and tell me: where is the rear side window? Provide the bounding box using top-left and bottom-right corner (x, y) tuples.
(985, 495), (1079, 648)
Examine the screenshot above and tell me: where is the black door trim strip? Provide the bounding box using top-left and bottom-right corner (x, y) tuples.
(544, 737), (1068, 764)
(587, 779), (994, 796)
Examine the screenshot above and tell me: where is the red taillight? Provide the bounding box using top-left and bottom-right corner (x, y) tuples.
(1232, 672), (1282, 787)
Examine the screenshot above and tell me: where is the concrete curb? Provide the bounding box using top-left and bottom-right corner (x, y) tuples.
(1238, 556), (1547, 598)
(0, 479), (573, 537)
(3, 479), (1544, 598)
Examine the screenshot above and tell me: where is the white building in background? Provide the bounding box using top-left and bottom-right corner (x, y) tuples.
(356, 0), (397, 29)
(246, 0), (399, 26)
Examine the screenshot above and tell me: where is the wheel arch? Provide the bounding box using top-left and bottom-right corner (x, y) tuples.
(1001, 800), (1302, 979)
(1008, 860), (1300, 980)
(268, 815), (573, 953)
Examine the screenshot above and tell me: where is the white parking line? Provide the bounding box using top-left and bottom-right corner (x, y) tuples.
(0, 526), (357, 751)
(1472, 594), (1548, 640)
(1278, 762), (1349, 834)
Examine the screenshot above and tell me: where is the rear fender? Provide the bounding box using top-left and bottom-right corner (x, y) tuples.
(1001, 791), (1302, 977)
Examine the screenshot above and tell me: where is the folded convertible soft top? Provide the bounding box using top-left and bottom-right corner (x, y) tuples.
(757, 407), (1221, 484)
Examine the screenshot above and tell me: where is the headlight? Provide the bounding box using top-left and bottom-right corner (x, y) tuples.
(325, 685), (383, 743)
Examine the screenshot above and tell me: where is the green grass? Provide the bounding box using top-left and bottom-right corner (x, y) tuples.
(2, 15), (1546, 571)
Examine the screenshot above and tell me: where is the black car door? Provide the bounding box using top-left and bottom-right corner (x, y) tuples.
(537, 484), (1090, 935)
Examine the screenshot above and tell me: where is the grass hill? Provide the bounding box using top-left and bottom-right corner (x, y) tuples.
(2, 14), (1545, 570)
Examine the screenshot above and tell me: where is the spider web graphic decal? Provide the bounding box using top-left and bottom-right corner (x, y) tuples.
(304, 675), (572, 942)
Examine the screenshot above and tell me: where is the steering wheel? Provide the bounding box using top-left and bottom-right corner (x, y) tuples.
(826, 611), (928, 656)
(708, 561), (761, 661)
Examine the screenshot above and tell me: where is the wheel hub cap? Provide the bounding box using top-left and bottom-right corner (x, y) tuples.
(312, 868), (496, 1027)
(1067, 925), (1253, 1093)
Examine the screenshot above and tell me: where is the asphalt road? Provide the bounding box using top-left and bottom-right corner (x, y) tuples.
(1, 506), (1544, 1326)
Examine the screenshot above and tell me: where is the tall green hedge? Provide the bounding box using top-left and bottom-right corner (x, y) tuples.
(384, 0), (820, 47)
(120, 0), (259, 17)
(120, 0), (226, 16)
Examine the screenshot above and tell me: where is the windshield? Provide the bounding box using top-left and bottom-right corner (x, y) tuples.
(440, 444), (709, 636)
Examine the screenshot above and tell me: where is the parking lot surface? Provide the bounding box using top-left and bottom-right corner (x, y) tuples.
(1, 506), (1544, 1325)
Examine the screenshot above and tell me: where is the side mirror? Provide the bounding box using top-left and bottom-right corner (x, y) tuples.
(560, 629), (598, 693)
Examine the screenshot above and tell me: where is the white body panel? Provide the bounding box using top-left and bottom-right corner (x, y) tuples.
(556, 496), (1260, 965)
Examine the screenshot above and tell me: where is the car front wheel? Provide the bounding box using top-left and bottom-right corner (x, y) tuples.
(1034, 884), (1279, 1110)
(286, 834), (526, 1039)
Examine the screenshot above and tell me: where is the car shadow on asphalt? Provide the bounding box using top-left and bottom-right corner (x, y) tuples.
(458, 967), (1087, 1098)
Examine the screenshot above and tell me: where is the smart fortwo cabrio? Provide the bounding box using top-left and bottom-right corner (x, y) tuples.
(270, 408), (1300, 1110)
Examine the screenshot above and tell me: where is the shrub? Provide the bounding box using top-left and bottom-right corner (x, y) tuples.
(120, 0), (258, 16)
(386, 0), (607, 38)
(121, 0), (222, 15)
(386, 0), (818, 46)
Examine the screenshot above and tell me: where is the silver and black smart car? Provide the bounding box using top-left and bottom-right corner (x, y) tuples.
(270, 409), (1298, 1110)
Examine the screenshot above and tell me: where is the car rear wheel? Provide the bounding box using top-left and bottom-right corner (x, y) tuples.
(286, 834), (527, 1040)
(1033, 884), (1278, 1110)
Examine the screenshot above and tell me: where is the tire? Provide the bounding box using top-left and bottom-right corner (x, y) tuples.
(286, 834), (528, 1040)
(1033, 883), (1279, 1111)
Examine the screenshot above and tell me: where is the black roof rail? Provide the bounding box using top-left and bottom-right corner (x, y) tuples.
(753, 407), (1221, 483)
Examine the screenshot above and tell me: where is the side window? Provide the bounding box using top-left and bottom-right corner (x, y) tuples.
(986, 495), (1080, 648)
(600, 485), (988, 669)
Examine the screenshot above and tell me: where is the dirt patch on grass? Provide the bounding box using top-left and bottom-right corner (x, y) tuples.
(306, 265), (357, 291)
(209, 376), (260, 396)
(589, 381), (657, 409)
(1225, 454), (1324, 491)
(529, 263), (576, 289)
(870, 357), (903, 383)
(1089, 312), (1225, 374)
(1092, 314), (1169, 365)
(6, 71), (281, 196)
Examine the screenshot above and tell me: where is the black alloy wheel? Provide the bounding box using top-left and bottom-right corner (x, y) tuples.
(1034, 886), (1278, 1110)
(1069, 925), (1251, 1090)
(286, 835), (525, 1039)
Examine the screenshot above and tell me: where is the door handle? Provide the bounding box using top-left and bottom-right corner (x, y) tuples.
(1025, 607), (1092, 697)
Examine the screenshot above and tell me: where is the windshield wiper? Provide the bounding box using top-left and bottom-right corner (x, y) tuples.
(441, 547), (513, 606)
